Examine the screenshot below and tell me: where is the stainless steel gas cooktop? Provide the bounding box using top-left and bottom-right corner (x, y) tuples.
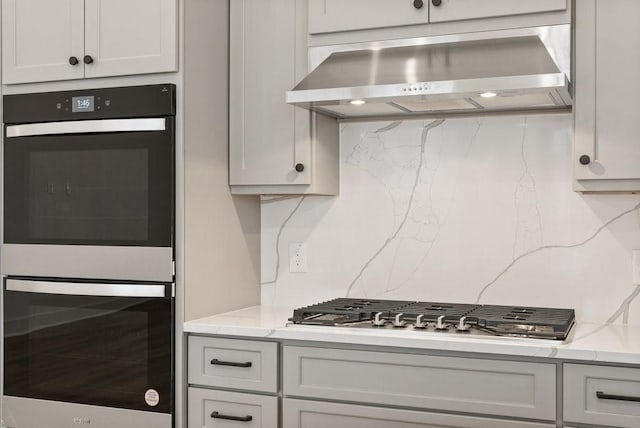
(290, 298), (575, 340)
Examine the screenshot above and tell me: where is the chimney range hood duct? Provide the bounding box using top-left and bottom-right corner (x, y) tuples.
(287, 25), (571, 119)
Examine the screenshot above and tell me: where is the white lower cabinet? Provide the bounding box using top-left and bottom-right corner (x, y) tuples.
(187, 337), (280, 428)
(283, 346), (556, 421)
(189, 388), (278, 428)
(187, 336), (640, 428)
(563, 364), (640, 428)
(283, 399), (554, 428)
(188, 336), (278, 393)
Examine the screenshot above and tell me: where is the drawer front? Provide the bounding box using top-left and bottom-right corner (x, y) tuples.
(283, 398), (554, 428)
(188, 336), (278, 393)
(283, 346), (556, 420)
(188, 388), (278, 428)
(564, 364), (640, 428)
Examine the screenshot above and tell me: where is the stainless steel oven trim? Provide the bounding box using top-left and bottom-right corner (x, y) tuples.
(1, 244), (174, 282)
(5, 279), (166, 298)
(5, 118), (166, 138)
(2, 396), (172, 428)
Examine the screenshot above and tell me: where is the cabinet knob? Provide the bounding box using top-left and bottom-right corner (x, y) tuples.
(83, 55), (94, 65)
(295, 163), (305, 173)
(579, 155), (591, 165)
(432, 0), (442, 6)
(413, 0), (424, 9)
(69, 56), (79, 66)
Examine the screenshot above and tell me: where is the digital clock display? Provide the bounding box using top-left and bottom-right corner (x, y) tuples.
(71, 96), (95, 112)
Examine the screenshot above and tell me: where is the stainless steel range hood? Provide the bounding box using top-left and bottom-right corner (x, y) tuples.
(287, 25), (571, 119)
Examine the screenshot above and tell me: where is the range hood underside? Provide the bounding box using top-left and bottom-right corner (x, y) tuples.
(287, 28), (572, 119)
(289, 74), (571, 119)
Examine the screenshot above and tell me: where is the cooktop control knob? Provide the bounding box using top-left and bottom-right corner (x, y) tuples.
(435, 315), (448, 330)
(414, 314), (427, 329)
(373, 312), (386, 327)
(456, 316), (471, 332)
(393, 313), (406, 327)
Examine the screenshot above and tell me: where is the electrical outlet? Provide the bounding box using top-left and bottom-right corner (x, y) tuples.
(633, 250), (640, 285)
(289, 242), (308, 273)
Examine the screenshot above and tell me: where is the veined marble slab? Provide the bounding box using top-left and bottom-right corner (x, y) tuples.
(261, 114), (640, 326)
(184, 306), (640, 366)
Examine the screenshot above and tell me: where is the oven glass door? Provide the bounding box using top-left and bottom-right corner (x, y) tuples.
(3, 280), (173, 414)
(3, 118), (174, 247)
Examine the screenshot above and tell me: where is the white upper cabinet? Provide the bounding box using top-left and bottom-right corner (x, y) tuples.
(308, 0), (567, 34)
(229, 0), (339, 195)
(2, 0), (85, 83)
(430, 0), (567, 23)
(573, 0), (640, 192)
(308, 0), (427, 34)
(2, 0), (177, 84)
(84, 0), (177, 79)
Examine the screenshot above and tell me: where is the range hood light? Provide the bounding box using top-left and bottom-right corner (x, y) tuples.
(349, 99), (366, 106)
(480, 92), (498, 98)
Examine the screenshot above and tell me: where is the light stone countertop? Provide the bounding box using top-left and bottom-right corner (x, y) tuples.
(184, 305), (640, 365)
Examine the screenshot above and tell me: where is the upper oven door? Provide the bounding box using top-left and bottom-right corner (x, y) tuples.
(2, 117), (175, 281)
(4, 117), (174, 247)
(3, 278), (174, 415)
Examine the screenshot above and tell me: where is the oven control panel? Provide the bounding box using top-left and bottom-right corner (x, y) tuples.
(3, 84), (176, 123)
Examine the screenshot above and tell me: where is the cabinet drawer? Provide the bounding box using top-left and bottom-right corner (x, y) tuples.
(283, 398), (554, 428)
(188, 388), (277, 428)
(564, 364), (640, 428)
(188, 337), (278, 393)
(283, 346), (556, 420)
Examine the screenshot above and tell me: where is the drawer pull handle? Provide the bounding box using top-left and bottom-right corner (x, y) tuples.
(596, 391), (640, 402)
(210, 358), (252, 368)
(211, 411), (253, 422)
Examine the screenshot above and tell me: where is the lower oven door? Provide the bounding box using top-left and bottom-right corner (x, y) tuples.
(2, 278), (174, 428)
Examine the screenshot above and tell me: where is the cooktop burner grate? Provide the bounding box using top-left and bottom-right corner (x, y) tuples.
(290, 298), (575, 340)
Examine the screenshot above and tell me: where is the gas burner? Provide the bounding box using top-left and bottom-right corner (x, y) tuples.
(289, 298), (575, 340)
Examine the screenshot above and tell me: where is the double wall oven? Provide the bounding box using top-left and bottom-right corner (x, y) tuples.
(2, 84), (176, 428)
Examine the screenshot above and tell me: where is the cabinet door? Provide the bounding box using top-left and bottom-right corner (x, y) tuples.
(283, 399), (555, 428)
(430, 0), (566, 23)
(573, 0), (640, 191)
(84, 0), (177, 78)
(308, 0), (427, 34)
(229, 0), (311, 187)
(2, 0), (85, 84)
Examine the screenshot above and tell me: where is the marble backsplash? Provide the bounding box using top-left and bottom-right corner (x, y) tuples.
(260, 114), (640, 325)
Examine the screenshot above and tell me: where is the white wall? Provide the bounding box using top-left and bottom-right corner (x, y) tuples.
(261, 113), (640, 325)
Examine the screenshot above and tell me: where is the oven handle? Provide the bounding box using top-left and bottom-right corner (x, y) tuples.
(5, 279), (168, 298)
(5, 118), (166, 138)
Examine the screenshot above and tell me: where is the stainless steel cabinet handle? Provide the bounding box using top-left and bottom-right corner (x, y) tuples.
(596, 391), (640, 402)
(211, 411), (252, 422)
(210, 358), (252, 368)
